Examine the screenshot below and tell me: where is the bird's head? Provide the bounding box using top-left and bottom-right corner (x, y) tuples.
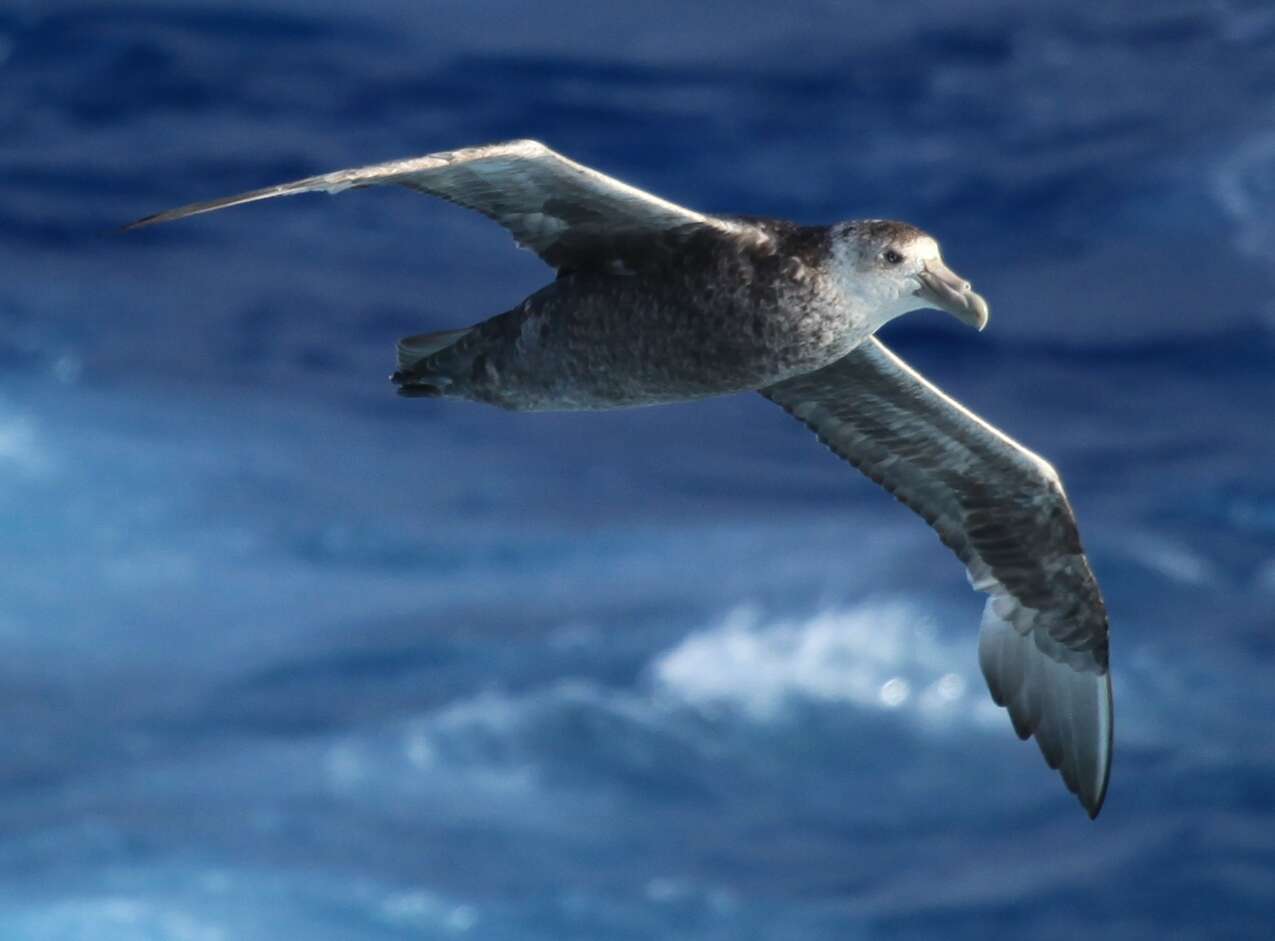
(832, 220), (989, 331)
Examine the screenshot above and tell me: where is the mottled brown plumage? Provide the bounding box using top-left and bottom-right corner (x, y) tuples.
(125, 139), (1112, 818)
(401, 221), (857, 410)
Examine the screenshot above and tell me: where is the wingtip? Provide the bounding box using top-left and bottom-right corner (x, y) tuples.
(1085, 670), (1115, 820)
(1072, 669), (1113, 820)
(1080, 770), (1108, 819)
(119, 215), (156, 233)
(1082, 777), (1108, 819)
(978, 598), (1114, 821)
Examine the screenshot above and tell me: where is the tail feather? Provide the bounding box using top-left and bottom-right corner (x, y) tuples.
(392, 327), (473, 397)
(396, 328), (471, 372)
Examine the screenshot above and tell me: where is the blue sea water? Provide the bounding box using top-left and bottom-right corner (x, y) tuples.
(3, 1), (1275, 938)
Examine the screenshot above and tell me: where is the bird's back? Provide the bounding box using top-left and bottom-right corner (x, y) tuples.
(406, 222), (860, 411)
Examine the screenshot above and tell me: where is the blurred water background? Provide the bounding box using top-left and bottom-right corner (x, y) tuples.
(2, 1), (1274, 938)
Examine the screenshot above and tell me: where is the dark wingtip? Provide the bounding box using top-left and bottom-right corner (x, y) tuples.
(1080, 747), (1112, 820)
(119, 211), (170, 233)
(1084, 785), (1106, 819)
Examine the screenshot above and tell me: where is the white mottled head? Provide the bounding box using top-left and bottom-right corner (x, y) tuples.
(830, 220), (989, 331)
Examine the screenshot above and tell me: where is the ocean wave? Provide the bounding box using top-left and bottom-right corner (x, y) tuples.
(323, 599), (1007, 811)
(651, 602), (995, 727)
(0, 864), (483, 941)
(4, 2), (1274, 935)
(0, 405), (49, 478)
(1212, 130), (1275, 265)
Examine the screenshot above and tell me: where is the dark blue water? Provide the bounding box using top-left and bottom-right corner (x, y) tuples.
(3, 2), (1274, 938)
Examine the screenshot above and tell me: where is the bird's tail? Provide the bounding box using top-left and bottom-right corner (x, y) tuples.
(391, 327), (473, 397)
(396, 328), (471, 372)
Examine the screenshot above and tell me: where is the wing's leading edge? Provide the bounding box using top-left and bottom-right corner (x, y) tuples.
(124, 139), (741, 270)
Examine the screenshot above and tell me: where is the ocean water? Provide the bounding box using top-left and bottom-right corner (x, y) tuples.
(3, 1), (1274, 938)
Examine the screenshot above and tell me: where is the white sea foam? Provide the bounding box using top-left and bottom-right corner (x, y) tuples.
(1213, 130), (1275, 263)
(379, 890), (478, 934)
(0, 866), (483, 941)
(1121, 531), (1218, 586)
(1257, 558), (1275, 594)
(650, 602), (996, 727)
(2, 895), (226, 941)
(0, 409), (50, 477)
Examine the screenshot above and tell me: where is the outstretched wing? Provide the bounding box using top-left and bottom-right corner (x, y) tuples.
(761, 337), (1113, 818)
(124, 139), (735, 270)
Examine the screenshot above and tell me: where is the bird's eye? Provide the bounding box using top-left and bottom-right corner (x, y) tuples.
(882, 249), (904, 265)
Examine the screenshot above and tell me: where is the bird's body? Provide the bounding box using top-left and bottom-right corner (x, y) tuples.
(127, 139), (1113, 818)
(404, 220), (867, 410)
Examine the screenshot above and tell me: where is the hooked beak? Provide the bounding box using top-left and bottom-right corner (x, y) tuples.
(914, 259), (989, 331)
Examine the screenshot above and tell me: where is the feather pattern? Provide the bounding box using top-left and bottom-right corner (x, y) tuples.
(762, 337), (1113, 817)
(123, 139), (745, 271)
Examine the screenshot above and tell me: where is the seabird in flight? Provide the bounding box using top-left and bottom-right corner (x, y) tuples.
(127, 139), (1114, 818)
